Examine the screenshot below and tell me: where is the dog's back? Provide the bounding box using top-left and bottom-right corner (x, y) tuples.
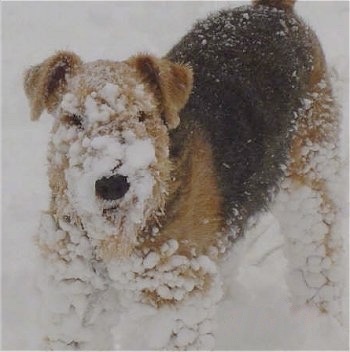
(167, 0), (320, 226)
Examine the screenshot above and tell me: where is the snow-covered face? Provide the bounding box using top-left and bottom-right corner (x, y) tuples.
(24, 52), (192, 257)
(49, 60), (170, 256)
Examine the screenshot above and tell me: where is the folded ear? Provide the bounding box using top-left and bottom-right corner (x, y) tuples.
(129, 54), (193, 129)
(24, 51), (82, 121)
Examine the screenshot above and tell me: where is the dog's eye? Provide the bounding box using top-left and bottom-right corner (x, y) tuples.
(62, 114), (83, 127)
(137, 111), (147, 123)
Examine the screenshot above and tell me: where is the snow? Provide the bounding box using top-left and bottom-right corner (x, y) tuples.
(61, 93), (80, 116)
(52, 69), (158, 248)
(2, 1), (349, 350)
(104, 250), (223, 349)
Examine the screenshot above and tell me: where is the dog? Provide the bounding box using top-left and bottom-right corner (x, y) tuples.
(24, 0), (344, 349)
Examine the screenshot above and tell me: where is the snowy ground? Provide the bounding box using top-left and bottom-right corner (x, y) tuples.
(2, 1), (349, 350)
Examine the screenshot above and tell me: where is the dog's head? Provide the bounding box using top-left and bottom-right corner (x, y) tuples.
(24, 51), (193, 257)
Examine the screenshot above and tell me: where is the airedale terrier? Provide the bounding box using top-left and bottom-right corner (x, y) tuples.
(24, 0), (344, 349)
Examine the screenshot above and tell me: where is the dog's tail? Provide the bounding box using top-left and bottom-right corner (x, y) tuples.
(252, 0), (296, 11)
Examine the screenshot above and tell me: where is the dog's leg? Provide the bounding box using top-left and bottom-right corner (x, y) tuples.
(106, 248), (223, 350)
(272, 61), (346, 323)
(36, 213), (121, 350)
(38, 213), (223, 350)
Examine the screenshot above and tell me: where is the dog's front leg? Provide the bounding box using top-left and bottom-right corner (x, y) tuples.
(36, 212), (122, 350)
(106, 246), (223, 350)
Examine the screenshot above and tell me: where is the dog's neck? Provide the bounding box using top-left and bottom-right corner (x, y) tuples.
(140, 129), (226, 258)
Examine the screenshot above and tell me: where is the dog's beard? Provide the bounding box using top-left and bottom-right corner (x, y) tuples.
(59, 126), (156, 245)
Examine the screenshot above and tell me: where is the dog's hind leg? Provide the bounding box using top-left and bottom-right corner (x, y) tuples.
(272, 45), (347, 324)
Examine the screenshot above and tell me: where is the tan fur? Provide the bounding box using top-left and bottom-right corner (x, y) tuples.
(24, 51), (82, 121)
(128, 54), (193, 129)
(162, 131), (224, 256)
(286, 40), (339, 312)
(138, 130), (224, 259)
(100, 127), (224, 262)
(288, 41), (338, 207)
(98, 107), (173, 260)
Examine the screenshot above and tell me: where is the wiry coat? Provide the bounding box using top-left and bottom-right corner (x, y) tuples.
(167, 5), (318, 232)
(23, 0), (343, 349)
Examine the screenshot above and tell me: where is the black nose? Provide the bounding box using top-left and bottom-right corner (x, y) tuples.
(95, 174), (130, 201)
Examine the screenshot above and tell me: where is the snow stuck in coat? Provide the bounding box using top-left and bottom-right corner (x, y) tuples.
(48, 63), (159, 251)
(271, 81), (346, 324)
(36, 68), (346, 350)
(38, 211), (223, 349)
(36, 65), (223, 350)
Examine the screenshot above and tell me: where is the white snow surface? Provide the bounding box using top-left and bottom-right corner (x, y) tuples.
(2, 1), (349, 350)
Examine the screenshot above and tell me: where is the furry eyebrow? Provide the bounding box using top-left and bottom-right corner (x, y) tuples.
(61, 113), (83, 126)
(137, 111), (147, 122)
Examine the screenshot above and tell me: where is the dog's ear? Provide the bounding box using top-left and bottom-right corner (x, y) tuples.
(24, 51), (82, 121)
(129, 54), (193, 129)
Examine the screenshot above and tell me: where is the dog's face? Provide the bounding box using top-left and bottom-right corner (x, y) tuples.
(24, 51), (193, 257)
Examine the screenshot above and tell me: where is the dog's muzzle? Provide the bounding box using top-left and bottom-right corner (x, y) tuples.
(95, 174), (130, 201)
